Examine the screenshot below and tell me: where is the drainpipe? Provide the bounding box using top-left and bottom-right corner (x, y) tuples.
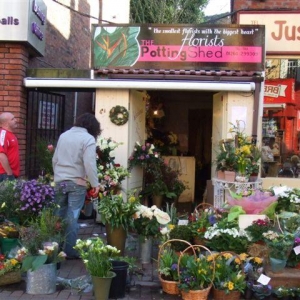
(74, 92), (78, 123)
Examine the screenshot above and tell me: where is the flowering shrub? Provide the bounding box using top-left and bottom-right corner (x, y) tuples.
(133, 204), (170, 240)
(211, 252), (247, 294)
(245, 256), (264, 282)
(128, 142), (161, 169)
(287, 237), (300, 267)
(74, 237), (120, 277)
(16, 179), (55, 221)
(0, 254), (21, 275)
(245, 218), (273, 243)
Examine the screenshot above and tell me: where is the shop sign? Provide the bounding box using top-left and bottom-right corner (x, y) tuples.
(238, 12), (300, 55)
(264, 78), (295, 104)
(0, 0), (46, 56)
(92, 24), (265, 71)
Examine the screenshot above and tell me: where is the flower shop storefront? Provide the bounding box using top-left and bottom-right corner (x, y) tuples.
(24, 24), (266, 206)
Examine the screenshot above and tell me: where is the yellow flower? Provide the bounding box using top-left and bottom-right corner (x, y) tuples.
(228, 281), (234, 290)
(254, 257), (263, 264)
(234, 257), (241, 265)
(10, 259), (19, 266)
(223, 253), (232, 259)
(239, 253), (248, 261)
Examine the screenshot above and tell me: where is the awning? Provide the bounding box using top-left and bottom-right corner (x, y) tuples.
(23, 78), (256, 92)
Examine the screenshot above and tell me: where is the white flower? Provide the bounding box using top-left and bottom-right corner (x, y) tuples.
(160, 226), (169, 235)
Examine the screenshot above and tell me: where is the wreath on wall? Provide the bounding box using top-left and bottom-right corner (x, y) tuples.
(109, 105), (129, 126)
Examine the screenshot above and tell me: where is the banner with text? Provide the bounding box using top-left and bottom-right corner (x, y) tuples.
(264, 78), (295, 104)
(92, 24), (265, 71)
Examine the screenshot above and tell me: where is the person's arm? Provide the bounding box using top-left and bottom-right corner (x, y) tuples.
(0, 153), (13, 175)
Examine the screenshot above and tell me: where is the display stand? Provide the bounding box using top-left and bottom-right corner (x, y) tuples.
(212, 178), (263, 208)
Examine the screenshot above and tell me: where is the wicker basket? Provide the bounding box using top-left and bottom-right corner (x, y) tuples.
(158, 239), (195, 295)
(178, 244), (215, 300)
(0, 270), (21, 286)
(213, 288), (241, 300)
(181, 284), (212, 300)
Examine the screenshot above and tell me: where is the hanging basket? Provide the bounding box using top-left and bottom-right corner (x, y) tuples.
(0, 270), (21, 286)
(177, 244), (215, 300)
(158, 239), (195, 295)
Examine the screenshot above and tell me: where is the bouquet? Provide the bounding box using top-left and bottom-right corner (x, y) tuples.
(226, 189), (278, 214)
(133, 204), (170, 240)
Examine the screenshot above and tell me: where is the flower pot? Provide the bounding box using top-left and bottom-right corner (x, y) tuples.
(92, 271), (116, 300)
(269, 257), (287, 273)
(105, 224), (127, 256)
(224, 171), (235, 182)
(139, 237), (152, 264)
(216, 170), (225, 180)
(109, 260), (129, 299)
(26, 263), (57, 294)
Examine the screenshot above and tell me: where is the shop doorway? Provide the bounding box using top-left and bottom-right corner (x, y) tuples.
(188, 109), (213, 202)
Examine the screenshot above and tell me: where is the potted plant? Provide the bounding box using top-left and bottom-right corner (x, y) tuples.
(19, 207), (66, 295)
(212, 252), (247, 300)
(262, 230), (295, 272)
(177, 245), (215, 300)
(98, 191), (140, 256)
(74, 237), (120, 300)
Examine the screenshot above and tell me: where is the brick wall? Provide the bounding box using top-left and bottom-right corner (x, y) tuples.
(0, 43), (29, 177)
(233, 0), (300, 11)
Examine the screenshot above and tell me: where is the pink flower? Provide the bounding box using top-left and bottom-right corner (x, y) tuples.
(47, 144), (54, 152)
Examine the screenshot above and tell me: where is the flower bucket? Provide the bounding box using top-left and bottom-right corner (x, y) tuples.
(106, 224), (127, 256)
(224, 171), (235, 182)
(26, 263), (57, 294)
(109, 261), (129, 299)
(0, 237), (20, 255)
(139, 237), (152, 264)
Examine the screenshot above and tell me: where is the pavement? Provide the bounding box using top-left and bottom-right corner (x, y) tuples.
(0, 217), (182, 300)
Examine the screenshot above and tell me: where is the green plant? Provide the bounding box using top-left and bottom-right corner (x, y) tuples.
(178, 252), (214, 291)
(73, 237), (120, 277)
(0, 253), (21, 275)
(212, 252), (247, 294)
(168, 225), (193, 252)
(98, 191), (140, 231)
(273, 286), (291, 298)
(215, 140), (237, 172)
(35, 138), (55, 176)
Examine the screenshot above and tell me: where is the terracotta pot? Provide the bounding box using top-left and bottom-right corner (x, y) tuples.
(224, 171), (236, 182)
(216, 170), (225, 180)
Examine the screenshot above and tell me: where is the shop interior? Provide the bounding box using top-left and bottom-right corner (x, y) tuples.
(145, 90), (214, 207)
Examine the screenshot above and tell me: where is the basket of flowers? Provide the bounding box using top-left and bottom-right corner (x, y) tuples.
(177, 244), (215, 300)
(212, 251), (247, 300)
(0, 253), (22, 286)
(157, 239), (195, 295)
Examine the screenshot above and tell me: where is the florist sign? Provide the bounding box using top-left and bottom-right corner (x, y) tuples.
(92, 24), (265, 71)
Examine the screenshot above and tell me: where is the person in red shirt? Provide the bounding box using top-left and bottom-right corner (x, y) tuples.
(0, 112), (20, 181)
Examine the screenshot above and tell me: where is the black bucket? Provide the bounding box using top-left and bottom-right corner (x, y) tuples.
(109, 260), (129, 299)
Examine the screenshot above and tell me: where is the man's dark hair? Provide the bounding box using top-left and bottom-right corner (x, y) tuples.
(74, 113), (101, 139)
